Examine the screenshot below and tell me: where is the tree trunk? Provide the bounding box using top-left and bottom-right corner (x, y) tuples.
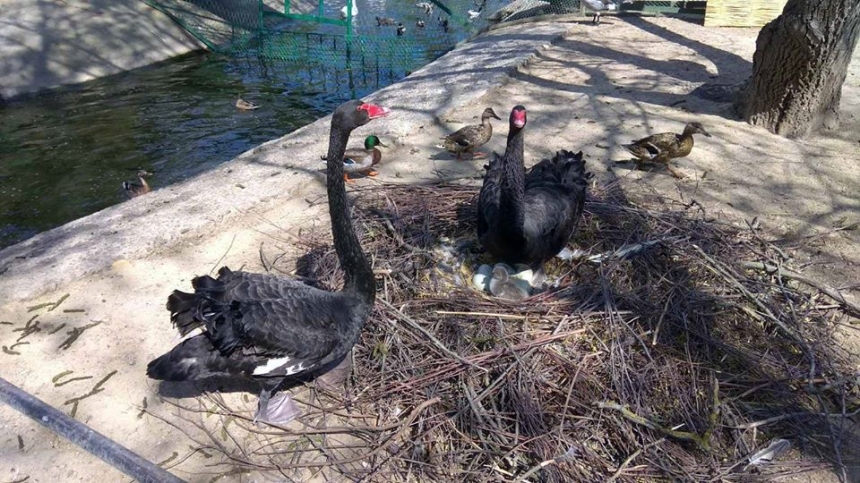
(739, 0), (860, 138)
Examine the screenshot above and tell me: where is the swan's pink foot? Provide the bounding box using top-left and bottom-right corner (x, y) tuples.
(472, 151), (488, 158)
(255, 392), (301, 426)
(366, 170), (379, 177)
(316, 355), (354, 392)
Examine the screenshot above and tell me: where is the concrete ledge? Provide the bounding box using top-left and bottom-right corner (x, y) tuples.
(0, 19), (575, 302)
(0, 0), (202, 99)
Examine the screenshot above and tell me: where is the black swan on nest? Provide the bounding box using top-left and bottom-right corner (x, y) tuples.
(477, 105), (591, 284)
(147, 100), (390, 424)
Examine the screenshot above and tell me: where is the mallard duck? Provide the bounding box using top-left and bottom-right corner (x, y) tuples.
(235, 97), (260, 110)
(322, 135), (387, 182)
(416, 19), (425, 27)
(147, 100), (391, 425)
(622, 122), (712, 178)
(581, 0), (616, 24)
(122, 170), (153, 198)
(376, 16), (397, 26)
(441, 107), (501, 160)
(396, 23), (406, 36)
(477, 105), (591, 285)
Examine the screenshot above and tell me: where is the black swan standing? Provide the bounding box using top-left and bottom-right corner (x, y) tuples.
(477, 105), (591, 287)
(146, 100), (390, 424)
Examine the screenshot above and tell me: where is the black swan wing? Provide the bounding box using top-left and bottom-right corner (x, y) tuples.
(148, 267), (353, 381)
(477, 152), (504, 239)
(522, 150), (590, 260)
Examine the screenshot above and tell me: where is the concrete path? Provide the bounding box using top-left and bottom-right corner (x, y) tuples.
(0, 0), (201, 99)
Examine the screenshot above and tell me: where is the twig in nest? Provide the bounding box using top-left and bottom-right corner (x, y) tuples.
(692, 245), (814, 361)
(370, 208), (433, 258)
(435, 310), (529, 320)
(380, 298), (487, 373)
(741, 261), (860, 318)
(597, 376), (719, 451)
(606, 437), (666, 483)
(732, 406), (860, 430)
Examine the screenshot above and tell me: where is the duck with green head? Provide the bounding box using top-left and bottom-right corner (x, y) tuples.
(322, 135), (387, 182)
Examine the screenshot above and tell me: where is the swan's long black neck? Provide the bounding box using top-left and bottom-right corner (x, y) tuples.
(499, 125), (526, 229)
(326, 123), (376, 305)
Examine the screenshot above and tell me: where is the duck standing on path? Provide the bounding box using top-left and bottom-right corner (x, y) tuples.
(322, 135), (387, 182)
(122, 170), (153, 198)
(477, 105), (591, 288)
(146, 100), (391, 425)
(622, 122), (712, 179)
(441, 107), (501, 160)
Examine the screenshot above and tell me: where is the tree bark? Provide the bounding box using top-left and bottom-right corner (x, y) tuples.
(739, 0), (860, 138)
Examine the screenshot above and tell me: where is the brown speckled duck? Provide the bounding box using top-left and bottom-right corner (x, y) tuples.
(441, 107), (501, 160)
(622, 122), (711, 178)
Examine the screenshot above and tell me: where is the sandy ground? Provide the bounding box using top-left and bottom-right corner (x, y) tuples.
(1, 16), (859, 483)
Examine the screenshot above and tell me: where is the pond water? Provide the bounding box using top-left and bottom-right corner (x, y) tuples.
(0, 1), (490, 249)
(0, 52), (352, 248)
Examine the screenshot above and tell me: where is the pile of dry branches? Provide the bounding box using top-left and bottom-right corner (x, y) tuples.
(154, 181), (860, 482)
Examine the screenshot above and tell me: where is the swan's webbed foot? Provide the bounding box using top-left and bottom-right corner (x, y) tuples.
(254, 389), (301, 426)
(344, 174), (356, 183)
(366, 170), (379, 177)
(472, 151), (488, 159)
(316, 354), (354, 392)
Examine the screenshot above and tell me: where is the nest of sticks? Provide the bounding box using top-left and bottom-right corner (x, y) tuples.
(154, 181), (860, 482)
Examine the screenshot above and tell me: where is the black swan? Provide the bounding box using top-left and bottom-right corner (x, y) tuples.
(147, 100), (390, 424)
(477, 105), (591, 283)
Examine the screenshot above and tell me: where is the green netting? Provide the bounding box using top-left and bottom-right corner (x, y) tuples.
(142, 0), (704, 93)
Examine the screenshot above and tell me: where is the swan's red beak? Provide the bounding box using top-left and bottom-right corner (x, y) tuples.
(359, 103), (391, 120)
(511, 109), (526, 128)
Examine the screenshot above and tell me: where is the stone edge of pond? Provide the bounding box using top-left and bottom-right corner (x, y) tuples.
(0, 19), (576, 303)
